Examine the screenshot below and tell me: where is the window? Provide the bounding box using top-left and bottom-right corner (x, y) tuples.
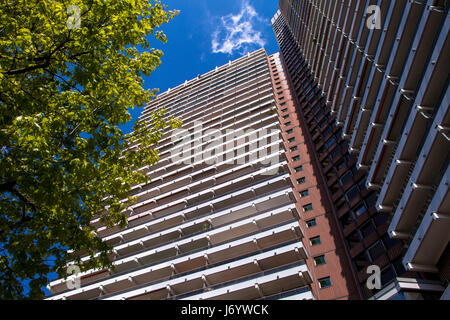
(325, 136), (336, 149)
(290, 146), (298, 152)
(303, 203), (313, 212)
(310, 236), (321, 246)
(285, 121), (291, 126)
(280, 102), (286, 106)
(330, 146), (341, 160)
(297, 177), (306, 184)
(336, 159), (346, 170)
(299, 189), (309, 197)
(279, 96), (285, 100)
(322, 126), (332, 137)
(381, 266), (396, 286)
(295, 165), (303, 172)
(286, 128), (294, 134)
(306, 219), (316, 228)
(288, 137), (296, 143)
(393, 258), (406, 276)
(283, 114), (290, 119)
(360, 221), (376, 237)
(347, 230), (361, 249)
(277, 91), (283, 95)
(281, 108), (288, 113)
(314, 255), (326, 266)
(292, 155), (301, 162)
(345, 186), (360, 201)
(340, 211), (355, 228)
(354, 252), (371, 271)
(368, 241), (385, 261)
(354, 203), (367, 216)
(340, 171), (353, 186)
(318, 277), (331, 288)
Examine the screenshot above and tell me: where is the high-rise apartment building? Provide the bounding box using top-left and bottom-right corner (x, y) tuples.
(272, 0), (449, 300)
(46, 48), (357, 300)
(44, 1), (448, 301)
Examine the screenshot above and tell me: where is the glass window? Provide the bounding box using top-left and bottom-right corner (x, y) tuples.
(310, 236), (321, 246)
(314, 255), (326, 266)
(297, 177), (306, 184)
(381, 266), (396, 286)
(330, 146), (341, 160)
(286, 128), (294, 134)
(368, 241), (385, 261)
(318, 277), (332, 288)
(295, 165), (303, 172)
(326, 137), (336, 149)
(303, 203), (313, 212)
(360, 221), (376, 237)
(354, 203), (367, 216)
(285, 121), (291, 126)
(345, 186), (360, 201)
(340, 171), (353, 186)
(299, 189), (309, 197)
(322, 127), (332, 137)
(340, 211), (355, 228)
(354, 252), (371, 272)
(306, 219), (316, 228)
(292, 155), (301, 162)
(288, 137), (296, 143)
(347, 230), (361, 249)
(290, 146), (298, 152)
(393, 258), (406, 276)
(336, 159), (346, 170)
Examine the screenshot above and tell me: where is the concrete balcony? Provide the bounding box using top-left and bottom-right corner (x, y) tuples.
(376, 38), (450, 209)
(373, 1), (406, 73)
(366, 95), (411, 187)
(109, 203), (300, 261)
(177, 261), (311, 300)
(384, 2), (425, 79)
(402, 165), (450, 273)
(343, 59), (370, 137)
(370, 277), (445, 300)
(349, 67), (384, 154)
(400, 3), (446, 96)
(358, 80), (397, 168)
(96, 169), (291, 237)
(49, 230), (306, 300)
(260, 286), (313, 300)
(101, 186), (295, 251)
(389, 102), (450, 237)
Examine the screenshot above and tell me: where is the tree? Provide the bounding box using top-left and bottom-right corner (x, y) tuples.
(0, 0), (180, 299)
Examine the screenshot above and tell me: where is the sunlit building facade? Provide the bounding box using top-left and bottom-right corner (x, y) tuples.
(45, 48), (358, 300)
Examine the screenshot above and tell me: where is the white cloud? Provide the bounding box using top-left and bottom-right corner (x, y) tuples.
(211, 1), (266, 55)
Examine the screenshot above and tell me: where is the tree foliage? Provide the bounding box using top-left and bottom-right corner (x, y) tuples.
(0, 0), (179, 299)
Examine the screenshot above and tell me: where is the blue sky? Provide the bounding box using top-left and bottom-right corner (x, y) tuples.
(123, 0), (280, 133)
